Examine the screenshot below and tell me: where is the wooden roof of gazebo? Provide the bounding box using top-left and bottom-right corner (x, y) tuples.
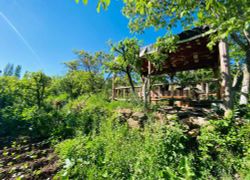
(139, 27), (219, 75)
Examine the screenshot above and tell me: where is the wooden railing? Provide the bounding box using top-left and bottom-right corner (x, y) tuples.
(113, 79), (222, 106)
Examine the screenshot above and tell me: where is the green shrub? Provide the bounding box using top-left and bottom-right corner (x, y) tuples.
(55, 106), (250, 179)
(0, 105), (27, 137)
(197, 116), (250, 178)
(56, 118), (195, 179)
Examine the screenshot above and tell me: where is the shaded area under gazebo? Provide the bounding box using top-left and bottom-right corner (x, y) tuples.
(112, 27), (230, 108)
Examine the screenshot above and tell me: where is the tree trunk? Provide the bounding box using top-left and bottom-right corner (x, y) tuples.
(142, 76), (148, 108)
(147, 61), (151, 104)
(243, 29), (250, 45)
(231, 67), (242, 104)
(126, 70), (135, 93)
(219, 39), (233, 113)
(239, 50), (250, 105)
(111, 74), (116, 100)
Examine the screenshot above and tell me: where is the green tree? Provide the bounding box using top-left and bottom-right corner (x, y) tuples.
(106, 38), (141, 93)
(64, 60), (80, 71)
(0, 76), (21, 108)
(3, 63), (14, 76)
(14, 65), (22, 78)
(78, 0), (250, 109)
(60, 71), (104, 99)
(22, 72), (51, 108)
(122, 0), (250, 106)
(1, 64), (22, 78)
(65, 50), (111, 94)
(74, 50), (109, 74)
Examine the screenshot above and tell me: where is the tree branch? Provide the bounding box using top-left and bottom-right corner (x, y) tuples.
(243, 29), (250, 47)
(231, 33), (248, 51)
(113, 47), (123, 55)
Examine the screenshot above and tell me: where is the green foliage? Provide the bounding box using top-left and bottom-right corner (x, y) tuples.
(0, 68), (107, 140)
(14, 65), (22, 78)
(60, 71), (104, 99)
(65, 50), (111, 75)
(145, 34), (180, 71)
(55, 106), (250, 179)
(0, 76), (21, 108)
(175, 69), (214, 86)
(56, 119), (192, 179)
(21, 71), (51, 108)
(122, 0), (250, 42)
(3, 63), (14, 76)
(106, 38), (141, 92)
(63, 50), (111, 97)
(74, 0), (111, 12)
(1, 63), (22, 78)
(108, 38), (141, 73)
(0, 63), (249, 179)
(197, 117), (250, 178)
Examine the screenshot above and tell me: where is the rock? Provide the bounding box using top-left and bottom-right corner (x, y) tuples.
(193, 117), (208, 127)
(182, 116), (208, 128)
(117, 114), (127, 123)
(132, 112), (147, 121)
(167, 121), (176, 127)
(182, 118), (192, 126)
(205, 125), (215, 132)
(117, 108), (132, 118)
(127, 118), (140, 129)
(153, 112), (166, 124)
(182, 124), (190, 132)
(187, 128), (199, 137)
(166, 114), (178, 121)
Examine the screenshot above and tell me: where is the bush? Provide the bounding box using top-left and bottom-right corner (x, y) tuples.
(0, 105), (27, 137)
(197, 116), (250, 178)
(56, 117), (197, 179)
(55, 106), (250, 179)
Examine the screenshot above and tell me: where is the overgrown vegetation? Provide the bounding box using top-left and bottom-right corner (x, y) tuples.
(1, 61), (249, 178)
(1, 0), (250, 179)
(1, 56), (250, 179)
(55, 102), (250, 179)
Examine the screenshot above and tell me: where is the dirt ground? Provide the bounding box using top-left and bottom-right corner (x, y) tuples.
(0, 138), (60, 180)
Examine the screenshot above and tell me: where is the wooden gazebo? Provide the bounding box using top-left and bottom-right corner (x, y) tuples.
(113, 27), (231, 109)
(139, 27), (219, 75)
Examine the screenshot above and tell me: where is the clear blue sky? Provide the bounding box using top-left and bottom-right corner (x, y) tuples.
(0, 0), (181, 76)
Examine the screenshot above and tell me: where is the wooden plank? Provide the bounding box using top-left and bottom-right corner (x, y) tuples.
(158, 97), (223, 103)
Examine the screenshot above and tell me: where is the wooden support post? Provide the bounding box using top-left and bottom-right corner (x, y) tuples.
(142, 61), (152, 108)
(170, 85), (173, 97)
(158, 85), (161, 98)
(213, 68), (221, 100)
(170, 77), (174, 106)
(142, 76), (147, 107)
(205, 83), (209, 99)
(219, 39), (233, 113)
(122, 88), (125, 99)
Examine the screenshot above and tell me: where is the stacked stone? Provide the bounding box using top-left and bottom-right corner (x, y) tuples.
(117, 109), (147, 129)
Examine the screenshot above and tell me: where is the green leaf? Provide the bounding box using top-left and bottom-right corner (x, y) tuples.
(97, 2), (101, 13)
(139, 7), (144, 15)
(82, 0), (88, 5)
(197, 11), (203, 19)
